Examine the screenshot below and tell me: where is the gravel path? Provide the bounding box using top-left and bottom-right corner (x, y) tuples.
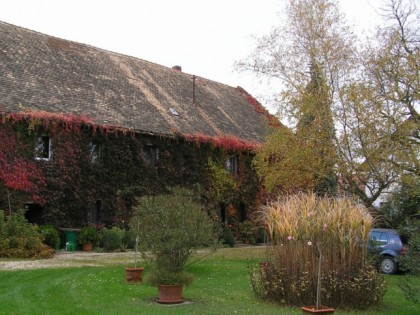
(0, 251), (135, 270)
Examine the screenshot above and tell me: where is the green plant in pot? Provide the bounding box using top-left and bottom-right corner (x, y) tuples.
(77, 226), (98, 251)
(125, 233), (144, 283)
(130, 187), (221, 304)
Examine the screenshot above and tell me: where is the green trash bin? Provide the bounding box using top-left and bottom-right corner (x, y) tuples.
(64, 230), (77, 251)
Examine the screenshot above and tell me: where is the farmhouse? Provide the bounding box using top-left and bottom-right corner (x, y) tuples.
(0, 21), (278, 231)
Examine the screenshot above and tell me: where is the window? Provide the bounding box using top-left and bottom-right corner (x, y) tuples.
(143, 145), (159, 166)
(226, 155), (238, 175)
(90, 200), (102, 224)
(89, 141), (102, 163)
(370, 231), (388, 246)
(169, 107), (180, 116)
(35, 134), (52, 160)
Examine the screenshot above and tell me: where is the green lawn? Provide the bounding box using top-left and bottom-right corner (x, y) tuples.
(0, 248), (419, 315)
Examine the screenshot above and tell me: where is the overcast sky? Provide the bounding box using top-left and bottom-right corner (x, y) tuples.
(1, 0), (388, 112)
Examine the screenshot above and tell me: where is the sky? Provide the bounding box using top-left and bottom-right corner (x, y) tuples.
(0, 0), (388, 112)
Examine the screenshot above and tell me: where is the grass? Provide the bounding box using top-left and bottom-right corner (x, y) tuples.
(0, 247), (419, 315)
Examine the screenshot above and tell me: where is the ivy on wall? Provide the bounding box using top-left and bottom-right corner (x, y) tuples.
(0, 112), (262, 229)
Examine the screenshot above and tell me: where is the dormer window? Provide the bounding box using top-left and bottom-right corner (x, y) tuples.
(35, 134), (52, 160)
(143, 145), (159, 166)
(169, 107), (180, 116)
(226, 155), (238, 175)
(89, 141), (102, 163)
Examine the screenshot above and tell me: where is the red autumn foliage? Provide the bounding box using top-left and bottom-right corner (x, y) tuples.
(236, 86), (283, 128)
(183, 133), (261, 152)
(5, 110), (94, 134)
(0, 124), (46, 206)
(3, 110), (135, 137)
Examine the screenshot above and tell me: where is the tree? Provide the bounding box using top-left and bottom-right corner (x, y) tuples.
(379, 175), (420, 228)
(238, 0), (419, 208)
(294, 62), (337, 195)
(238, 0), (352, 196)
(237, 0), (356, 120)
(335, 0), (419, 206)
(253, 64), (337, 195)
(253, 126), (315, 193)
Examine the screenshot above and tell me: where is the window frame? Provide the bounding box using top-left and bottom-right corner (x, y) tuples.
(142, 145), (159, 166)
(226, 155), (239, 176)
(34, 134), (52, 161)
(89, 140), (103, 163)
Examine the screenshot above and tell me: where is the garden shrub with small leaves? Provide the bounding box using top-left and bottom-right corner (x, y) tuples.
(40, 225), (60, 250)
(0, 210), (53, 258)
(101, 227), (125, 252)
(123, 229), (137, 249)
(221, 227), (236, 247)
(398, 218), (420, 303)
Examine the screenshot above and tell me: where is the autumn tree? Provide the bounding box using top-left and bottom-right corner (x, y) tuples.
(238, 0), (419, 208)
(253, 62), (337, 194)
(237, 0), (353, 195)
(295, 62), (337, 194)
(335, 0), (419, 207)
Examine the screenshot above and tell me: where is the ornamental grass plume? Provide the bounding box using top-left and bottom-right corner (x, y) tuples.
(251, 192), (385, 309)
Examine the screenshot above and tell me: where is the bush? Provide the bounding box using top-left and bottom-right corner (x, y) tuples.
(40, 225), (60, 250)
(101, 227), (125, 252)
(398, 218), (420, 302)
(130, 187), (221, 285)
(239, 220), (256, 244)
(221, 227), (235, 247)
(0, 209), (53, 259)
(251, 193), (384, 309)
(78, 226), (99, 245)
(399, 218), (420, 275)
(250, 262), (385, 308)
(123, 229), (137, 249)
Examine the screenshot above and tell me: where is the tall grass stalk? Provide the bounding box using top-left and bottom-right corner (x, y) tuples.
(253, 193), (384, 308)
(260, 193), (372, 274)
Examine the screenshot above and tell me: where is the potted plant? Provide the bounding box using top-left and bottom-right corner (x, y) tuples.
(130, 187), (220, 304)
(301, 242), (335, 314)
(77, 226), (98, 251)
(125, 234), (144, 283)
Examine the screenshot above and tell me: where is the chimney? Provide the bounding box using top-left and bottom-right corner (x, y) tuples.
(172, 65), (182, 72)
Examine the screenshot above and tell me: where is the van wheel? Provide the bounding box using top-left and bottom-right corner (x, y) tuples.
(380, 256), (397, 274)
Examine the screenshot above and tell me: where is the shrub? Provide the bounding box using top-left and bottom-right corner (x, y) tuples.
(399, 218), (420, 275)
(101, 227), (125, 252)
(251, 193), (384, 309)
(123, 229), (137, 249)
(221, 227), (236, 247)
(0, 209), (53, 259)
(398, 218), (420, 302)
(130, 187), (221, 285)
(40, 225), (60, 250)
(250, 262), (385, 308)
(77, 226), (99, 245)
(239, 220), (257, 244)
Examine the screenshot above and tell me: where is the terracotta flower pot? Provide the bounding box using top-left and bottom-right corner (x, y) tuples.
(125, 267), (144, 283)
(156, 284), (184, 304)
(82, 243), (93, 251)
(301, 305), (335, 314)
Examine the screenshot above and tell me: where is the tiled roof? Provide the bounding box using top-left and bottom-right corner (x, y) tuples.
(0, 21), (276, 144)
